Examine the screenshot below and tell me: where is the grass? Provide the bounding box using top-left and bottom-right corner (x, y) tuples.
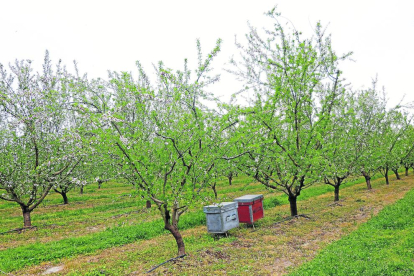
(289, 186), (414, 275)
(0, 185), (281, 272)
(16, 171), (414, 275)
(0, 211), (208, 272)
(0, 171), (390, 234)
(0, 181), (140, 232)
(0, 170), (411, 274)
(0, 176), (280, 250)
(0, 173), (368, 272)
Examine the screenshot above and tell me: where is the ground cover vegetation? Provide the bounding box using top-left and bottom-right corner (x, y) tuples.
(1, 172), (393, 272)
(289, 179), (414, 276)
(5, 171), (413, 275)
(1, 6), (414, 275)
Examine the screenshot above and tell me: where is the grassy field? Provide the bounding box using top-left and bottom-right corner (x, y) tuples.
(0, 171), (413, 275)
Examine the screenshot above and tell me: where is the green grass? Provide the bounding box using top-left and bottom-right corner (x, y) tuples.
(0, 171), (405, 273)
(289, 188), (414, 276)
(0, 171), (391, 232)
(0, 211), (206, 272)
(0, 182), (142, 232)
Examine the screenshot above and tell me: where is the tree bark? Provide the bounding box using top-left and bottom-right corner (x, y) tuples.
(385, 167), (389, 185)
(334, 185), (340, 202)
(62, 192), (69, 205)
(21, 206), (32, 227)
(146, 200), (152, 209)
(393, 169), (401, 180)
(80, 186), (84, 194)
(288, 195), (298, 216)
(405, 167), (409, 176)
(228, 174), (232, 186)
(55, 189), (69, 204)
(212, 183), (217, 199)
(362, 172), (372, 190)
(165, 224), (186, 256)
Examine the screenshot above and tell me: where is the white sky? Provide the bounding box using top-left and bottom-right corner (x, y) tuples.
(1, 0), (413, 107)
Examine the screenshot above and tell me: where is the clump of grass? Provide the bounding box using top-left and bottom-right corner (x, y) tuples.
(263, 197), (282, 209)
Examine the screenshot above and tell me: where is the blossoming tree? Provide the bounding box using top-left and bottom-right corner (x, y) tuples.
(0, 52), (85, 227)
(75, 40), (242, 255)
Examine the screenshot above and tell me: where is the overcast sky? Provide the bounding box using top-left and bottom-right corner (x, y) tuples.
(1, 0), (413, 107)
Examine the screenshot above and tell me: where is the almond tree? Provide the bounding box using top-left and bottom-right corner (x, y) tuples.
(53, 163), (87, 204)
(0, 52), (84, 227)
(352, 83), (389, 189)
(218, 143), (242, 186)
(229, 8), (351, 216)
(378, 110), (413, 184)
(87, 152), (116, 189)
(52, 111), (91, 203)
(320, 91), (360, 201)
(76, 40), (241, 256)
(401, 125), (414, 176)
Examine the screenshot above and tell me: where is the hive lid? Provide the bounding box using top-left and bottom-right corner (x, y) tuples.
(234, 194), (263, 202)
(203, 202), (238, 213)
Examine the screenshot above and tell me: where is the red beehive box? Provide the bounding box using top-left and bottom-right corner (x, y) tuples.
(234, 194), (264, 224)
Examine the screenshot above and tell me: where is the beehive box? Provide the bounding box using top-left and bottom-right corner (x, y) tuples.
(203, 202), (239, 233)
(234, 194), (264, 224)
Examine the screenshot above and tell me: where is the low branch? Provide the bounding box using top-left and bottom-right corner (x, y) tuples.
(222, 151), (249, 160)
(0, 226), (37, 235)
(146, 254), (187, 273)
(29, 184), (54, 212)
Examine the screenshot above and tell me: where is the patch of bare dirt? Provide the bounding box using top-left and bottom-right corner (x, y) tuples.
(42, 265), (64, 275)
(230, 240), (253, 248)
(263, 258), (294, 275)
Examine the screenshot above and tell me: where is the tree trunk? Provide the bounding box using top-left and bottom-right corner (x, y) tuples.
(334, 185), (340, 202)
(385, 167), (389, 185)
(288, 195), (298, 216)
(62, 192), (69, 205)
(228, 175), (232, 186)
(393, 169), (401, 180)
(165, 224), (186, 256)
(98, 180), (104, 189)
(80, 186), (84, 194)
(146, 200), (152, 209)
(405, 167), (409, 176)
(362, 173), (372, 190)
(21, 206), (32, 227)
(212, 183), (217, 199)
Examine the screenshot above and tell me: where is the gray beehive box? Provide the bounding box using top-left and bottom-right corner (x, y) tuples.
(203, 202), (239, 233)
